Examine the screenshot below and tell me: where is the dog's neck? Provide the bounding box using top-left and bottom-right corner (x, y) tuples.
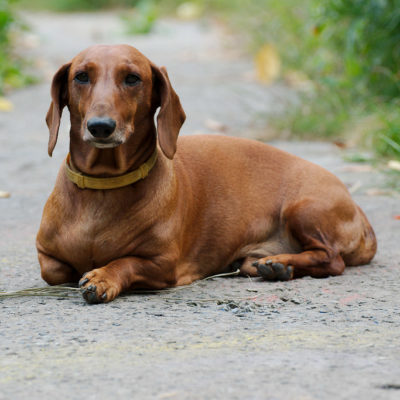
(69, 122), (157, 177)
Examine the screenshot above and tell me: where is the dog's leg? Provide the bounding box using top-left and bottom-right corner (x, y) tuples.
(78, 257), (175, 304)
(251, 199), (353, 281)
(253, 250), (345, 281)
(38, 250), (80, 285)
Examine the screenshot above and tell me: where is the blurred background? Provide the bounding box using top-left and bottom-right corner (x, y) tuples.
(1, 3), (400, 397)
(1, 0), (400, 164)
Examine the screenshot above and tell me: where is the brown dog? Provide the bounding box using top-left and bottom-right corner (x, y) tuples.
(36, 44), (377, 303)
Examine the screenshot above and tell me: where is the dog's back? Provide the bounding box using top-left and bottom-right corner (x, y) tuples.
(175, 134), (376, 271)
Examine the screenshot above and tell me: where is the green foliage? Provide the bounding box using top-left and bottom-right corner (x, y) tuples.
(0, 0), (15, 43)
(305, 0), (400, 158)
(231, 0), (400, 159)
(122, 0), (158, 35)
(19, 0), (159, 34)
(274, 87), (355, 140)
(373, 103), (400, 158)
(18, 0), (140, 12)
(0, 0), (15, 92)
(0, 0), (33, 94)
(315, 0), (400, 100)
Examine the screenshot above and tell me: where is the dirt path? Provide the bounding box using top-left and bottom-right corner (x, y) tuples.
(0, 11), (399, 400)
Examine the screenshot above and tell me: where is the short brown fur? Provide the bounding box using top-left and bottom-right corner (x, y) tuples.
(36, 45), (377, 303)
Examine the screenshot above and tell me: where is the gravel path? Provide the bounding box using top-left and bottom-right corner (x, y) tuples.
(0, 12), (399, 400)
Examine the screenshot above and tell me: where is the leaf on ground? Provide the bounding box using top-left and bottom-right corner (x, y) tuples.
(333, 140), (347, 149)
(348, 181), (362, 194)
(0, 191), (11, 198)
(204, 118), (227, 132)
(0, 97), (13, 112)
(176, 2), (202, 20)
(388, 160), (400, 171)
(255, 44), (281, 84)
(366, 188), (389, 196)
(340, 165), (373, 172)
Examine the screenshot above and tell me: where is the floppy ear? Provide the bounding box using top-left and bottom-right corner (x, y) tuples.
(46, 62), (71, 157)
(151, 64), (186, 159)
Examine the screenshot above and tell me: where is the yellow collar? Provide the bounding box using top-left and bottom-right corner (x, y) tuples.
(65, 148), (158, 189)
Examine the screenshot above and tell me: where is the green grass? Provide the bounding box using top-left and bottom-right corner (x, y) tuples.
(121, 0), (158, 35)
(0, 0), (35, 95)
(17, 0), (139, 12)
(17, 0), (159, 34)
(373, 103), (400, 159)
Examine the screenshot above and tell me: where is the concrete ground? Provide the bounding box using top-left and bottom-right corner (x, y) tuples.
(0, 12), (399, 400)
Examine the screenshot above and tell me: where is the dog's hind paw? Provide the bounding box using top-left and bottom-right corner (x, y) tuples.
(252, 259), (293, 281)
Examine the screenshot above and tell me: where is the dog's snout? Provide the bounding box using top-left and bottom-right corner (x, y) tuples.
(87, 117), (116, 139)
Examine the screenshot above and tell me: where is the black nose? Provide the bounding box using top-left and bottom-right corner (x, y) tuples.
(87, 117), (116, 139)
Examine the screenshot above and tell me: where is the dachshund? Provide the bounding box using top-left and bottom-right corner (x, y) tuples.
(36, 44), (377, 303)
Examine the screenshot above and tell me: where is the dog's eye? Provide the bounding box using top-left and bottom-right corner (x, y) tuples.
(125, 74), (141, 86)
(74, 72), (89, 84)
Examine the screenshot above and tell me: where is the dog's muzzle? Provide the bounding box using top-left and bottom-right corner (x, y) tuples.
(87, 117), (116, 138)
(84, 117), (123, 148)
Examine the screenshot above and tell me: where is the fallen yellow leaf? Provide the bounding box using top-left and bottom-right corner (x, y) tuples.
(0, 97), (13, 112)
(340, 165), (373, 173)
(388, 160), (400, 171)
(0, 191), (11, 198)
(255, 44), (281, 84)
(176, 2), (202, 20)
(204, 118), (227, 132)
(366, 188), (389, 196)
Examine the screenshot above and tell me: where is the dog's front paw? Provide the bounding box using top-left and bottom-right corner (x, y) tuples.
(252, 258), (294, 281)
(78, 269), (120, 304)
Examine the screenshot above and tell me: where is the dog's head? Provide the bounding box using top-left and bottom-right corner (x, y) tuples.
(46, 44), (185, 160)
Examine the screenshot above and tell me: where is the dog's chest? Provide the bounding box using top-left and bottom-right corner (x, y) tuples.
(50, 192), (150, 270)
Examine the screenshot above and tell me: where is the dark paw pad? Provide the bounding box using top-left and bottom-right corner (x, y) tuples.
(252, 260), (293, 281)
(81, 284), (101, 304)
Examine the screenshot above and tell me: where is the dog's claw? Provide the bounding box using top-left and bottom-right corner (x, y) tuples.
(82, 283), (94, 295)
(257, 261), (293, 281)
(80, 280), (110, 304)
(257, 263), (274, 280)
(79, 278), (89, 287)
(78, 271), (118, 304)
